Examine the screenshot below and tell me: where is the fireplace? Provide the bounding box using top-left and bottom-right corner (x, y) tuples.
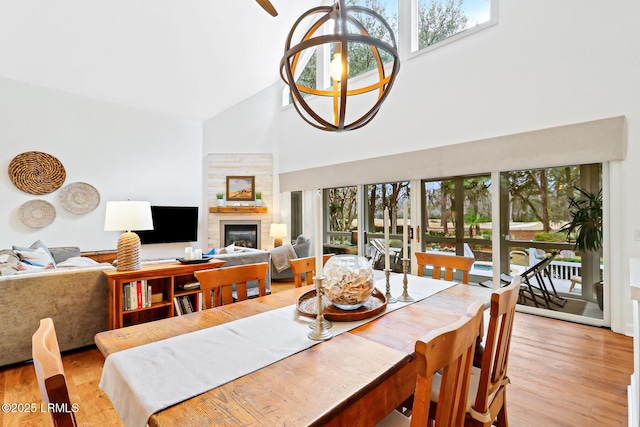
(221, 221), (260, 248)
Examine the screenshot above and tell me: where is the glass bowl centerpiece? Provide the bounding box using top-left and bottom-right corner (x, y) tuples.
(323, 255), (374, 310)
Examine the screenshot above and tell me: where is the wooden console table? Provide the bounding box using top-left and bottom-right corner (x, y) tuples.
(81, 249), (118, 264)
(103, 261), (225, 330)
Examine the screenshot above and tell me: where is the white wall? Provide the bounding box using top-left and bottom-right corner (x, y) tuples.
(202, 84), (284, 223)
(0, 78), (203, 259)
(272, 1), (640, 334)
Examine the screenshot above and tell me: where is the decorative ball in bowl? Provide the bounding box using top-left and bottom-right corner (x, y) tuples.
(323, 255), (374, 310)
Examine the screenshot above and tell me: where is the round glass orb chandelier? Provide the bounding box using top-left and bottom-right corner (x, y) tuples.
(280, 0), (400, 132)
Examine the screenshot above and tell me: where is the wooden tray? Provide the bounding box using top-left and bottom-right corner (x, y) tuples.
(296, 287), (387, 321)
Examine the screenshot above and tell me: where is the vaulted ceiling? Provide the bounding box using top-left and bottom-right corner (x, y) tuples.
(0, 0), (320, 120)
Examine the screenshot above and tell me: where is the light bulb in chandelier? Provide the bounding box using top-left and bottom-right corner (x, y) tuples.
(329, 53), (348, 82)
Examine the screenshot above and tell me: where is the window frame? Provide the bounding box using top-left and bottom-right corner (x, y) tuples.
(281, 0), (498, 107)
(404, 0), (498, 60)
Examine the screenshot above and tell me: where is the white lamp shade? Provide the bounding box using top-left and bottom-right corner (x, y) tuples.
(269, 223), (287, 238)
(104, 201), (153, 232)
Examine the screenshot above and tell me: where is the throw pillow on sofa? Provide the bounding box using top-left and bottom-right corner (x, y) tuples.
(14, 247), (56, 268)
(0, 249), (20, 275)
(216, 243), (236, 254)
(12, 239), (57, 267)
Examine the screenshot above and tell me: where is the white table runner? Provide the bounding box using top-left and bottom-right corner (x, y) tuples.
(99, 276), (456, 427)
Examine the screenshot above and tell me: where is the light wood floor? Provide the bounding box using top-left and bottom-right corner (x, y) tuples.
(1, 281), (632, 427)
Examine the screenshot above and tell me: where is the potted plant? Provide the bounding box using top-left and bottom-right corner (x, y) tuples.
(216, 192), (225, 207)
(255, 192), (263, 206)
(559, 187), (603, 309)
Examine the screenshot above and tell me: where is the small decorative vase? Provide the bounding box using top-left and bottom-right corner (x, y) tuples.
(255, 199), (263, 207)
(323, 255), (374, 310)
(217, 199), (224, 207)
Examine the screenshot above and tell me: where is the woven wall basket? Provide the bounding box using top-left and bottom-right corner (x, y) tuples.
(19, 200), (56, 228)
(60, 182), (100, 214)
(8, 151), (66, 195)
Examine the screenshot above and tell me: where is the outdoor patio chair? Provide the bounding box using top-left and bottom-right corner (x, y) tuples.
(369, 238), (400, 270)
(502, 251), (565, 309)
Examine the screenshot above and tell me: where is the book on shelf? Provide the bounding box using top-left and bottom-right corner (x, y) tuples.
(123, 280), (152, 311)
(172, 293), (204, 315)
(196, 292), (203, 311)
(173, 297), (184, 315)
(179, 281), (200, 291)
(136, 281), (143, 309)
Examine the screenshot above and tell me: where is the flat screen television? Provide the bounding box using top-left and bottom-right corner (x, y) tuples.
(136, 206), (198, 244)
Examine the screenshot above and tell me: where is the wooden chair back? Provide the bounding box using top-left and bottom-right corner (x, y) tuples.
(469, 276), (521, 426)
(415, 252), (475, 284)
(409, 301), (484, 427)
(288, 254), (334, 288)
(32, 318), (78, 427)
(194, 262), (269, 309)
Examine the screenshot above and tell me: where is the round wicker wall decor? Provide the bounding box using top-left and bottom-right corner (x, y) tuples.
(60, 182), (100, 214)
(18, 200), (56, 228)
(8, 151), (66, 195)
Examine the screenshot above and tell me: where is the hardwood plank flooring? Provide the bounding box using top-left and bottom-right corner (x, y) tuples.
(1, 281), (632, 426)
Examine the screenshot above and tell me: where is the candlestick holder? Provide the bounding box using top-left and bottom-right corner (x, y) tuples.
(384, 269), (397, 304)
(308, 276), (333, 341)
(396, 258), (415, 302)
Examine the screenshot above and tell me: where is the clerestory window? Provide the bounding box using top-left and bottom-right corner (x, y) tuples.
(413, 0), (494, 53)
(282, 0), (496, 106)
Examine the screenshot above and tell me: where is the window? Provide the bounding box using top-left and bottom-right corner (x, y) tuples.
(284, 0), (399, 104)
(414, 0), (494, 53)
(291, 191), (303, 239)
(325, 186), (359, 244)
(422, 175), (492, 262)
(345, 0), (399, 78)
(500, 164), (603, 319)
(282, 0), (495, 105)
(364, 180), (410, 270)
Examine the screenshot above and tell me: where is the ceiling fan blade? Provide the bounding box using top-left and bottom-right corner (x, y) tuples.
(256, 0), (278, 16)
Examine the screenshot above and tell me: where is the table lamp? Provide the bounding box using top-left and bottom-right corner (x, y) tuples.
(104, 201), (153, 271)
(269, 223), (287, 247)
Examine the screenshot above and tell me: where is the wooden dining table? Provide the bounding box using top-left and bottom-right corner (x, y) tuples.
(95, 276), (492, 427)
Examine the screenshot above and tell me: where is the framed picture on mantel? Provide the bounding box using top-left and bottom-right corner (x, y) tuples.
(226, 176), (255, 201)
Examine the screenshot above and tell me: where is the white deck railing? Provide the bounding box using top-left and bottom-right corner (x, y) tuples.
(548, 260), (582, 280)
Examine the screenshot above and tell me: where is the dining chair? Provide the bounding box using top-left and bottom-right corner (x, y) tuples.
(377, 301), (485, 427)
(32, 318), (78, 427)
(415, 251), (475, 284)
(465, 276), (520, 427)
(288, 254), (334, 288)
(194, 262), (269, 309)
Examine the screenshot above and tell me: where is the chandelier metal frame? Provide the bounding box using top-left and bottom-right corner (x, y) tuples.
(280, 0), (400, 132)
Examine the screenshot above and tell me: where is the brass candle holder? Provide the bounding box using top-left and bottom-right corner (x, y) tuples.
(308, 276), (333, 341)
(384, 269), (397, 304)
(396, 258), (415, 302)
